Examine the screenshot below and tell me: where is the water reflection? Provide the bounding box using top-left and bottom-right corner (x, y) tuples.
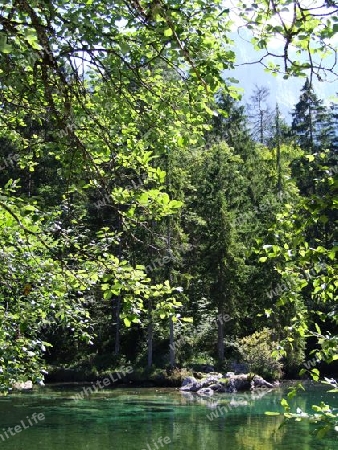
(0, 385), (336, 450)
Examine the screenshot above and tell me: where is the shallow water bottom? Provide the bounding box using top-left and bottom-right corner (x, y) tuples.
(0, 383), (337, 450)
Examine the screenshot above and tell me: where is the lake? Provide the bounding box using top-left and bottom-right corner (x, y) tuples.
(0, 383), (337, 450)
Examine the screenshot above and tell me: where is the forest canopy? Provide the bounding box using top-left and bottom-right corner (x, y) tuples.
(0, 0), (337, 396)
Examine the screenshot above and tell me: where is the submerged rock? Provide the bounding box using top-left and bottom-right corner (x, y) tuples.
(196, 387), (214, 396)
(229, 397), (248, 407)
(13, 380), (33, 390)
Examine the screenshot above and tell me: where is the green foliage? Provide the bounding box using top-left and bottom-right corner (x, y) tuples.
(292, 78), (329, 152)
(0, 187), (93, 390)
(0, 0), (337, 400)
(274, 384), (338, 438)
(259, 148), (337, 431)
(0, 0), (236, 387)
(237, 0), (338, 80)
(235, 328), (283, 380)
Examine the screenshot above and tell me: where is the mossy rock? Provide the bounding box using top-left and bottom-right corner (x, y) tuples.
(218, 378), (230, 384)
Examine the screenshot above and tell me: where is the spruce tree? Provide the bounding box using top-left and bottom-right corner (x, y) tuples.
(291, 78), (328, 152)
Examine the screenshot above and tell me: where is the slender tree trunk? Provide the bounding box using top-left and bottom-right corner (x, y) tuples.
(147, 299), (153, 367)
(308, 104), (316, 195)
(275, 104), (282, 195)
(113, 212), (122, 356)
(217, 264), (226, 363)
(309, 104), (314, 152)
(169, 315), (175, 367)
(114, 296), (120, 355)
(217, 304), (224, 363)
(260, 109), (264, 144)
(147, 218), (156, 368)
(167, 220), (175, 367)
(166, 149), (176, 368)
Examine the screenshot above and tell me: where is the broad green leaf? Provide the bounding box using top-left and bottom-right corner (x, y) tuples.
(164, 28), (173, 37)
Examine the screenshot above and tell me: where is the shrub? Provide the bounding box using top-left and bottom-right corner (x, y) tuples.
(235, 328), (283, 380)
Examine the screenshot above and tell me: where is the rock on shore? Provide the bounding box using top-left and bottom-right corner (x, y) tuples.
(180, 373), (278, 396)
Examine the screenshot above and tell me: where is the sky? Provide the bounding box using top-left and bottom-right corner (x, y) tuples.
(227, 37), (337, 123)
(226, 58), (337, 123)
(225, 1), (338, 123)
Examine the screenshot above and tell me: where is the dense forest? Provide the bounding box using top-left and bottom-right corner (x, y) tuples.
(0, 0), (337, 406)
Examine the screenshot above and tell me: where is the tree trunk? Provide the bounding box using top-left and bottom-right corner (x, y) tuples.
(308, 104), (316, 194)
(114, 295), (120, 355)
(169, 315), (175, 367)
(275, 104), (282, 195)
(217, 304), (224, 362)
(309, 104), (314, 151)
(147, 299), (153, 368)
(147, 219), (156, 368)
(114, 212), (122, 356)
(260, 109), (264, 144)
(166, 149), (176, 368)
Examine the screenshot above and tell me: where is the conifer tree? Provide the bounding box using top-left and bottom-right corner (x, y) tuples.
(291, 78), (328, 152)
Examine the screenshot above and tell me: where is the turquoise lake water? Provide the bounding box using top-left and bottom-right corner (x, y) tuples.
(0, 383), (337, 450)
